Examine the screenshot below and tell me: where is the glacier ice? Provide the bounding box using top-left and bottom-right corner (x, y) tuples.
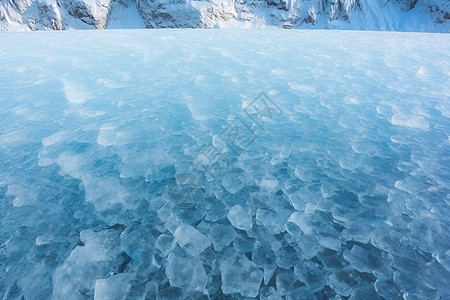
(0, 29), (449, 299)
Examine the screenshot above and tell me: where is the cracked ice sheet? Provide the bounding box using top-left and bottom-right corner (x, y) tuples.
(0, 29), (449, 299)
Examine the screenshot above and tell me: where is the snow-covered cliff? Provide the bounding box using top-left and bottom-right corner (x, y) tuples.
(0, 0), (449, 32)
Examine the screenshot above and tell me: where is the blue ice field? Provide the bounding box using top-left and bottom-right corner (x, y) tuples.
(0, 29), (449, 299)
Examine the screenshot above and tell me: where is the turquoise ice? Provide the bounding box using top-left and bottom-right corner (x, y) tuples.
(0, 30), (449, 299)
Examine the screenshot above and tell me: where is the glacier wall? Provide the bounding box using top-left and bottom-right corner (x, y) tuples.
(0, 0), (449, 32)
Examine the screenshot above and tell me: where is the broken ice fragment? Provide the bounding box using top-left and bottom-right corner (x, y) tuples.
(207, 224), (236, 251)
(220, 253), (263, 297)
(227, 205), (253, 230)
(173, 225), (210, 256)
(166, 248), (207, 293)
(155, 234), (177, 257)
(294, 261), (325, 293)
(94, 273), (130, 300)
(327, 266), (359, 297)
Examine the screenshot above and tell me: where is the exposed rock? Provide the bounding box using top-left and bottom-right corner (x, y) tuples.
(0, 0), (449, 31)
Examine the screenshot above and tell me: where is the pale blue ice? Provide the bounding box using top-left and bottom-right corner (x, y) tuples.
(0, 30), (449, 299)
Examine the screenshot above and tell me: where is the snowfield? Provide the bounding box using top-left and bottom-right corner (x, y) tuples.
(0, 29), (449, 299)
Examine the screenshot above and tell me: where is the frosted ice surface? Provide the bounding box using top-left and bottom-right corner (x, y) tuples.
(0, 30), (449, 299)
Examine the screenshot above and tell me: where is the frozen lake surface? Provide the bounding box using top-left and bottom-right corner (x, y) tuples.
(0, 29), (449, 299)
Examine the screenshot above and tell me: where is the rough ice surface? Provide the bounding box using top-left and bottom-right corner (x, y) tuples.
(0, 30), (449, 299)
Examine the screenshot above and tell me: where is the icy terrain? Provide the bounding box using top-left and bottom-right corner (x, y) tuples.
(0, 30), (449, 299)
(0, 0), (449, 32)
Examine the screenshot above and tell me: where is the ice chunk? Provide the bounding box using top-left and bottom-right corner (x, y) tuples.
(222, 174), (244, 194)
(157, 202), (184, 234)
(35, 234), (55, 246)
(285, 191), (304, 211)
(233, 231), (257, 253)
(263, 265), (276, 285)
(6, 183), (38, 207)
(82, 176), (129, 212)
(252, 246), (276, 284)
(420, 258), (450, 293)
(260, 286), (282, 300)
(287, 212), (313, 236)
(253, 226), (284, 251)
(327, 266), (359, 297)
(252, 246), (276, 267)
(341, 222), (372, 244)
(207, 224), (235, 251)
(63, 80), (92, 104)
(317, 236), (341, 252)
(371, 225), (409, 254)
(94, 273), (130, 300)
(205, 200), (227, 222)
(52, 230), (123, 299)
(155, 234), (177, 257)
(318, 249), (347, 271)
(166, 249), (207, 293)
(156, 286), (183, 300)
(349, 285), (383, 300)
(294, 261), (325, 293)
(220, 253), (263, 297)
(374, 279), (402, 299)
(435, 251), (450, 273)
(42, 130), (69, 147)
(296, 234), (321, 260)
(173, 225), (210, 256)
(255, 208), (290, 234)
(275, 246), (299, 269)
(276, 269), (297, 294)
(391, 113), (429, 130)
(288, 210), (342, 253)
(343, 245), (389, 277)
(120, 223), (158, 260)
(257, 175), (279, 192)
(227, 205), (253, 230)
(285, 287), (318, 300)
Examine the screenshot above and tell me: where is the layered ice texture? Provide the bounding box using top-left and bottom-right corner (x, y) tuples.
(0, 30), (449, 299)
